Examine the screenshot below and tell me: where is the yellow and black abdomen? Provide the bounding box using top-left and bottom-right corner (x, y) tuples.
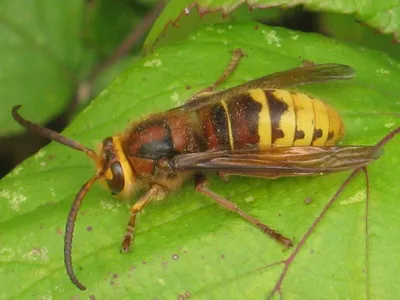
(197, 88), (344, 150)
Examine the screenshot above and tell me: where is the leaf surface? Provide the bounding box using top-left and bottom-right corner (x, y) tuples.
(0, 0), (88, 135)
(144, 0), (400, 51)
(1, 23), (399, 299)
(0, 0), (140, 136)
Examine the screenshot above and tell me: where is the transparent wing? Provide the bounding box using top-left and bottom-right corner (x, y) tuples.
(172, 145), (380, 178)
(177, 63), (355, 111)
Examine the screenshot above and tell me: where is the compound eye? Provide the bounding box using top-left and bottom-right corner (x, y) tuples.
(106, 161), (124, 195)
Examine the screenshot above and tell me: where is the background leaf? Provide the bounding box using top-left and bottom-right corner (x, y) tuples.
(0, 0), (142, 136)
(319, 12), (400, 61)
(143, 0), (400, 51)
(1, 22), (399, 299)
(0, 0), (155, 179)
(0, 0), (89, 136)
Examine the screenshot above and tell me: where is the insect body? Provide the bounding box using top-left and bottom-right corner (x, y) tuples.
(11, 49), (399, 290)
(197, 89), (344, 149)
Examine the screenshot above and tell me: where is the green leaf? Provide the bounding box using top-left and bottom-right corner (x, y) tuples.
(143, 0), (400, 51)
(0, 0), (90, 136)
(85, 0), (145, 59)
(319, 13), (400, 61)
(1, 22), (399, 299)
(0, 0), (140, 136)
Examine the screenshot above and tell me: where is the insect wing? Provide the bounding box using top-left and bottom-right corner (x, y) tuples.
(172, 146), (381, 178)
(178, 63), (355, 111)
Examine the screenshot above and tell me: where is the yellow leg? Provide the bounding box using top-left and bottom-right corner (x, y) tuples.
(186, 48), (245, 103)
(121, 185), (166, 252)
(195, 174), (292, 247)
(202, 48), (246, 92)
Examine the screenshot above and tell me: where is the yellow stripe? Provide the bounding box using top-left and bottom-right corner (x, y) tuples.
(220, 100), (234, 150)
(112, 136), (136, 198)
(312, 98), (329, 146)
(249, 89), (271, 148)
(292, 93), (314, 146)
(326, 105), (345, 145)
(271, 90), (295, 146)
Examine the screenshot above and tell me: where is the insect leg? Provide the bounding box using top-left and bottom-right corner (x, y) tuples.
(194, 174), (293, 247)
(203, 48), (246, 92)
(187, 48), (245, 101)
(217, 172), (230, 182)
(301, 60), (317, 68)
(121, 185), (166, 252)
